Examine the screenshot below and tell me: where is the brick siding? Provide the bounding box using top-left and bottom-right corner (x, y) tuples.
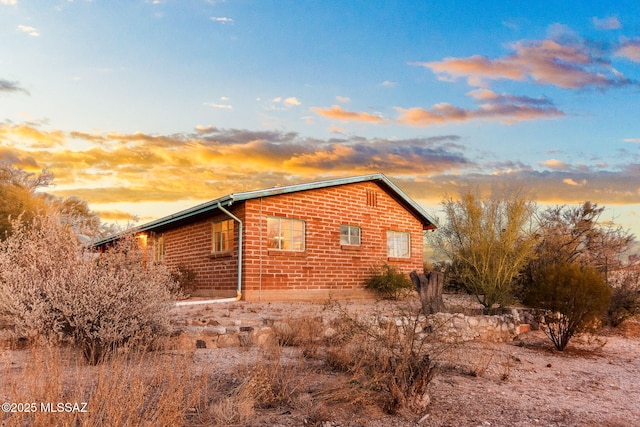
(157, 181), (426, 300)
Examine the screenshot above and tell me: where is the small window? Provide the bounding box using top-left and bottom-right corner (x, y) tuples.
(212, 219), (235, 253)
(340, 225), (361, 246)
(153, 234), (165, 261)
(387, 231), (410, 258)
(267, 216), (305, 251)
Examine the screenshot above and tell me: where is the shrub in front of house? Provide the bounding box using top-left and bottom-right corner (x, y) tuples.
(0, 213), (178, 364)
(606, 269), (640, 327)
(365, 263), (414, 300)
(524, 263), (611, 351)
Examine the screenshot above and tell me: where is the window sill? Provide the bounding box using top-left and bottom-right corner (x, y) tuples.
(209, 252), (234, 259)
(267, 250), (307, 257)
(340, 245), (362, 251)
(387, 256), (412, 262)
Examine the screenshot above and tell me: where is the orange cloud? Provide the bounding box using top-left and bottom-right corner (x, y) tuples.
(617, 38), (640, 62)
(1, 122), (469, 205)
(0, 122), (65, 148)
(396, 89), (563, 126)
(415, 39), (629, 89)
(540, 159), (571, 170)
(5, 121), (640, 229)
(311, 105), (387, 124)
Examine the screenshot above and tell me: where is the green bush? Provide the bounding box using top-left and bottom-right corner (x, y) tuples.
(365, 264), (414, 300)
(524, 263), (611, 351)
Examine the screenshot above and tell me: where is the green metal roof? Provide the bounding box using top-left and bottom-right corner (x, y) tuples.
(93, 173), (437, 246)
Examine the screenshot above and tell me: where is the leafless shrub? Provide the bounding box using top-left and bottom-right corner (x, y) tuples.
(607, 268), (640, 327)
(0, 213), (178, 363)
(322, 302), (438, 414)
(272, 316), (324, 358)
(240, 357), (300, 409)
(0, 345), (203, 426)
(206, 386), (256, 426)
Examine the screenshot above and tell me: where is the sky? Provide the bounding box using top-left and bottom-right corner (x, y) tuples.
(1, 0), (640, 240)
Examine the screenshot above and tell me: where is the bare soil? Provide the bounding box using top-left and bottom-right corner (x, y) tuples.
(2, 297), (639, 426)
(171, 297), (640, 427)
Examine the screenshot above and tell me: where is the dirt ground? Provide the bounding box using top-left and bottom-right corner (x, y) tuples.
(172, 297), (640, 427)
(1, 297), (639, 426)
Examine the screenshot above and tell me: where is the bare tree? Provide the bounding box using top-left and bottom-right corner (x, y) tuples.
(0, 162), (53, 190)
(521, 202), (636, 287)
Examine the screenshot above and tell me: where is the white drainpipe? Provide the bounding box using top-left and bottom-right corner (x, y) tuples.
(217, 202), (243, 301)
(175, 202), (243, 306)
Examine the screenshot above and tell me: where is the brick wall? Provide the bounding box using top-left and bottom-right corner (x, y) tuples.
(158, 181), (426, 300)
(161, 205), (246, 296)
(242, 181), (424, 300)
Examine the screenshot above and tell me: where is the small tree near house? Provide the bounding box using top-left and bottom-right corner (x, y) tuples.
(430, 186), (537, 314)
(524, 263), (611, 351)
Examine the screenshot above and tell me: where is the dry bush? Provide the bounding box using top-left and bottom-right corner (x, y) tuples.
(322, 303), (437, 414)
(0, 345), (203, 426)
(607, 269), (640, 327)
(0, 213), (178, 363)
(240, 357), (300, 409)
(272, 316), (324, 358)
(206, 387), (256, 426)
(435, 341), (503, 378)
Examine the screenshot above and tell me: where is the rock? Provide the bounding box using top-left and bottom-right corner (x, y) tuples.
(202, 326), (226, 336)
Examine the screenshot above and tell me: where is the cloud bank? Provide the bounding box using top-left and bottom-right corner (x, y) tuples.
(1, 121), (639, 222)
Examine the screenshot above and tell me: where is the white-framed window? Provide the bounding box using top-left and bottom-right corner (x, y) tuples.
(340, 225), (361, 246)
(267, 216), (305, 251)
(212, 219), (235, 253)
(387, 230), (410, 258)
(153, 233), (165, 261)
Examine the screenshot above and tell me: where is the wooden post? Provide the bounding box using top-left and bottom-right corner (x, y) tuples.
(410, 270), (444, 314)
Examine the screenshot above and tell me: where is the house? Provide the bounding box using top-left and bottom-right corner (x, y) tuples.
(96, 173), (437, 301)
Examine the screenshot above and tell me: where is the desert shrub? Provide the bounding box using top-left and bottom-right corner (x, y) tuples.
(0, 346), (203, 427)
(606, 269), (640, 327)
(323, 304), (436, 414)
(524, 263), (611, 351)
(0, 213), (178, 364)
(171, 265), (197, 296)
(365, 263), (414, 300)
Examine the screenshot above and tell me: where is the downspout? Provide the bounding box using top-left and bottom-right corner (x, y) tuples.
(217, 202), (243, 301)
(175, 201), (243, 306)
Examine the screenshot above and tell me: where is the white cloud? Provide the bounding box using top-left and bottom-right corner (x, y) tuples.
(336, 96), (350, 103)
(540, 158), (570, 170)
(204, 101), (232, 109)
(211, 17), (233, 23)
(17, 25), (40, 37)
(380, 80), (397, 88)
(284, 97), (300, 107)
(1, 0), (17, 5)
(623, 138), (640, 143)
(563, 178), (587, 186)
(271, 96), (300, 108)
(592, 16), (622, 30)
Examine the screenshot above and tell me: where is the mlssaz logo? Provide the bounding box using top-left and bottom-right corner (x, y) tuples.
(40, 402), (89, 413)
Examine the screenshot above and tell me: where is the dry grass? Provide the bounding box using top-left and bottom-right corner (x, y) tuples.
(6, 299), (627, 426)
(1, 344), (203, 427)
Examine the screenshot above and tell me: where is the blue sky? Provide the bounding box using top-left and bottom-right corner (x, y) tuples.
(1, 0), (639, 238)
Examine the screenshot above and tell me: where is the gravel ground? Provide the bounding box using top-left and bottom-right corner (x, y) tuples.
(171, 298), (640, 427)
